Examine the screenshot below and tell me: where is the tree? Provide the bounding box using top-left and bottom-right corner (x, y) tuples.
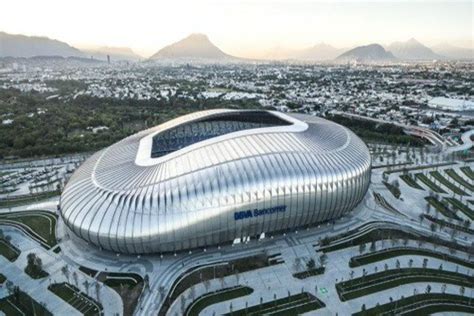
(294, 257), (302, 272)
(204, 279), (211, 293)
(83, 280), (90, 295)
(370, 241), (376, 252)
(319, 254), (327, 266)
(144, 274), (150, 291)
(72, 271), (78, 287)
(95, 282), (101, 302)
(359, 243), (366, 254)
(26, 253), (43, 276)
(306, 258), (316, 270)
(61, 265), (70, 282)
(158, 286), (166, 301)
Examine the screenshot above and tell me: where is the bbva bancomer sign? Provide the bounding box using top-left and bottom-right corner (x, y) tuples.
(234, 205), (287, 221)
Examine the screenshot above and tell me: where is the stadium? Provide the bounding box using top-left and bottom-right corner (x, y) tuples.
(60, 109), (371, 254)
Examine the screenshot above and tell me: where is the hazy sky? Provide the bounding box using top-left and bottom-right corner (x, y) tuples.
(1, 0), (472, 58)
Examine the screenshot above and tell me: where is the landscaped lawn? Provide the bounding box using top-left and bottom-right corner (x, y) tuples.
(425, 197), (461, 221)
(336, 268), (473, 301)
(319, 223), (469, 254)
(0, 290), (52, 316)
(49, 283), (103, 316)
(415, 173), (446, 193)
(400, 174), (424, 190)
(0, 211), (57, 248)
(160, 253), (280, 316)
(353, 293), (474, 315)
(0, 239), (20, 261)
(186, 286), (253, 316)
(430, 171), (468, 196)
(460, 166), (474, 180)
(97, 272), (143, 316)
(225, 292), (325, 316)
(0, 190), (60, 208)
(25, 265), (49, 279)
(445, 169), (474, 191)
(349, 246), (474, 269)
(293, 266), (325, 279)
(444, 197), (474, 221)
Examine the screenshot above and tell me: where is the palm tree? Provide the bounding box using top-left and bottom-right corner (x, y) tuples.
(61, 265), (70, 282)
(95, 282), (101, 302)
(83, 280), (90, 295)
(72, 271), (78, 287)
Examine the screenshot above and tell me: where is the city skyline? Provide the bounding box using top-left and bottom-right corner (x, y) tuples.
(1, 0), (472, 58)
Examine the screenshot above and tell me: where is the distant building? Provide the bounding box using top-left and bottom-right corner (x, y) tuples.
(428, 97), (474, 111)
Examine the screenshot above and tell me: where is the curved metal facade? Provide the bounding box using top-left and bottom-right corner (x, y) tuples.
(60, 110), (371, 254)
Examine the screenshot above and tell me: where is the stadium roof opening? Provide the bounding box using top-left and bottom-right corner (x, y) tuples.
(151, 110), (292, 158)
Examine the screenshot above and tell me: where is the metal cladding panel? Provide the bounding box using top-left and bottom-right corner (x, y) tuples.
(60, 110), (371, 254)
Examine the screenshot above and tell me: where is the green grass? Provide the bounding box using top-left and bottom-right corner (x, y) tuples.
(97, 272), (144, 316)
(0, 291), (52, 316)
(49, 283), (103, 316)
(415, 173), (446, 193)
(160, 253), (279, 316)
(336, 268), (473, 301)
(292, 267), (325, 279)
(25, 265), (49, 279)
(186, 286), (253, 316)
(0, 211), (57, 248)
(424, 214), (474, 235)
(460, 166), (474, 180)
(400, 174), (424, 190)
(353, 293), (474, 316)
(0, 239), (20, 261)
(349, 247), (474, 269)
(225, 292), (326, 316)
(79, 266), (98, 277)
(385, 162), (455, 174)
(383, 181), (401, 198)
(444, 197), (474, 220)
(445, 169), (474, 191)
(0, 190), (60, 208)
(425, 197), (461, 221)
(430, 171), (468, 195)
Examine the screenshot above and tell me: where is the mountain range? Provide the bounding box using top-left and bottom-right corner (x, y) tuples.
(0, 32), (84, 58)
(83, 46), (142, 61)
(336, 44), (395, 63)
(0, 31), (472, 62)
(149, 33), (233, 60)
(387, 38), (441, 60)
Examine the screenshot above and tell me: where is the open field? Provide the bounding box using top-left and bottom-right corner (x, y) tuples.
(0, 290), (52, 316)
(49, 283), (103, 316)
(186, 286), (253, 316)
(336, 268), (473, 301)
(225, 292), (326, 316)
(349, 247), (474, 269)
(353, 293), (474, 315)
(0, 210), (57, 248)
